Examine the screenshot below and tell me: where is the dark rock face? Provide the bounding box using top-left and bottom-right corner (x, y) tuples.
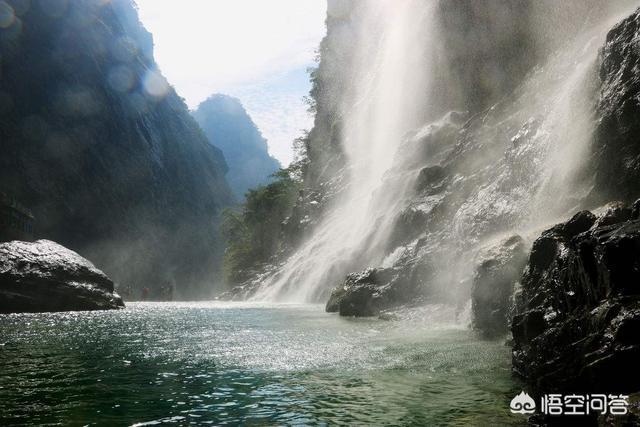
(512, 204), (640, 393)
(192, 94), (280, 201)
(326, 268), (418, 317)
(0, 0), (233, 297)
(593, 202), (632, 228)
(0, 240), (124, 313)
(326, 268), (384, 316)
(471, 235), (528, 337)
(414, 166), (447, 194)
(592, 8), (640, 203)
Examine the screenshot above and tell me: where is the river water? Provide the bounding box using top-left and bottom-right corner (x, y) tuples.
(0, 302), (524, 425)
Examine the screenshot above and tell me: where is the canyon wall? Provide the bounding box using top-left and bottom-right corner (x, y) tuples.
(0, 0), (234, 297)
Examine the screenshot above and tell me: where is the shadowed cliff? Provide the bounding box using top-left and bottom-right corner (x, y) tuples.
(0, 0), (234, 298)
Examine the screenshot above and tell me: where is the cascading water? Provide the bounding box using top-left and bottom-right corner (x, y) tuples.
(255, 0), (437, 302)
(255, 0), (640, 304)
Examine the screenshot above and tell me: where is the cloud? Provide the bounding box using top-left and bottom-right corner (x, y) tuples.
(135, 0), (326, 107)
(226, 67), (314, 166)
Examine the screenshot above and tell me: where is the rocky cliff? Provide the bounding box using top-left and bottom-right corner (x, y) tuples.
(0, 0), (233, 297)
(233, 2), (640, 305)
(512, 204), (640, 395)
(591, 8), (640, 204)
(192, 94), (280, 201)
(509, 5), (640, 401)
(314, 1), (606, 315)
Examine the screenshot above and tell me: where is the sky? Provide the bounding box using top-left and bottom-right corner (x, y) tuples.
(135, 0), (327, 166)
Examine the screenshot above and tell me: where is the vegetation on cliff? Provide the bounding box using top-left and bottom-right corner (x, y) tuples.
(221, 168), (301, 285)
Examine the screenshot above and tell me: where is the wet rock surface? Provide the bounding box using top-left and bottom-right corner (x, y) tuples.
(511, 9), (640, 398)
(326, 267), (419, 317)
(592, 8), (640, 204)
(511, 204), (640, 394)
(471, 235), (528, 337)
(0, 240), (124, 313)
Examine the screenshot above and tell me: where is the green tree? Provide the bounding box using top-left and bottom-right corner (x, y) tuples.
(221, 167), (300, 284)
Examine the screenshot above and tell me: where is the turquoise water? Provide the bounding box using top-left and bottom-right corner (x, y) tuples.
(0, 302), (525, 425)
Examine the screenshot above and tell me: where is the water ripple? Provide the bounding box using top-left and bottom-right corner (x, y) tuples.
(0, 302), (522, 425)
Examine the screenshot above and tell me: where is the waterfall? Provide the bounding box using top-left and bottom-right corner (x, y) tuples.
(254, 0), (436, 302)
(254, 0), (639, 304)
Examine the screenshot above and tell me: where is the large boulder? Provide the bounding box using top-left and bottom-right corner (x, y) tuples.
(511, 204), (640, 394)
(471, 235), (528, 337)
(326, 268), (388, 317)
(325, 267), (417, 317)
(0, 240), (124, 313)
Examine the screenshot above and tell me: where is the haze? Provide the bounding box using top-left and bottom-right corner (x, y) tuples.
(135, 0), (327, 165)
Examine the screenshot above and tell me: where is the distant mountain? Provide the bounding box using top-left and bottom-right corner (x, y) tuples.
(193, 95), (280, 200)
(0, 0), (234, 297)
(226, 66), (315, 166)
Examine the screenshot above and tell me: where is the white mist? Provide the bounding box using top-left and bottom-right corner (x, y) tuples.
(256, 0), (436, 302)
(255, 0), (640, 304)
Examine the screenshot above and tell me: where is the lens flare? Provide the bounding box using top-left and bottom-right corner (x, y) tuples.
(0, 1), (15, 28)
(143, 70), (170, 98)
(107, 65), (135, 93)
